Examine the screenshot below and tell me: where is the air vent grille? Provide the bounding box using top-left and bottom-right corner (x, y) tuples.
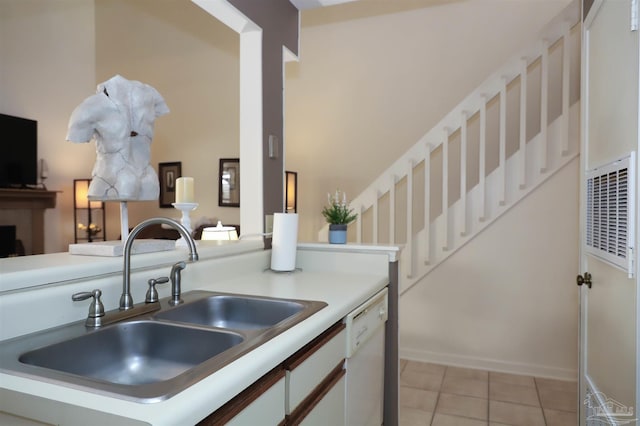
(585, 154), (635, 276)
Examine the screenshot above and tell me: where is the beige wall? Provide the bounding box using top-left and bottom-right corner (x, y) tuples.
(285, 0), (572, 241)
(0, 0), (96, 252)
(400, 158), (580, 378)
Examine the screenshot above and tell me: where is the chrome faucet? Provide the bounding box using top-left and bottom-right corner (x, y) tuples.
(120, 217), (199, 310)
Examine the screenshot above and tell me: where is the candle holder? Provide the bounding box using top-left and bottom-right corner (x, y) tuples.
(172, 202), (198, 247)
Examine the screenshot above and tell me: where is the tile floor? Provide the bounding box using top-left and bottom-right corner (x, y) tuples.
(399, 359), (578, 426)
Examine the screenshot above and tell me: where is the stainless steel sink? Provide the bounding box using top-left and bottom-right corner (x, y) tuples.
(0, 290), (326, 402)
(154, 294), (306, 329)
(19, 321), (244, 386)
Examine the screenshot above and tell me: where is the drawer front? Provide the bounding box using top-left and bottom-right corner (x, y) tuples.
(286, 326), (346, 414)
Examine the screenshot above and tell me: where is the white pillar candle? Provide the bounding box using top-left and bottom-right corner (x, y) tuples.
(175, 177), (195, 203)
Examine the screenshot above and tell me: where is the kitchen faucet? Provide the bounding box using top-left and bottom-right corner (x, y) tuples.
(120, 217), (199, 310)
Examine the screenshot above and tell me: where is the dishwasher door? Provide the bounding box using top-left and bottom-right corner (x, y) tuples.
(345, 288), (388, 426)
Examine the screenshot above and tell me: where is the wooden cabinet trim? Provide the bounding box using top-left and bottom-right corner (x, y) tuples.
(284, 320), (345, 371)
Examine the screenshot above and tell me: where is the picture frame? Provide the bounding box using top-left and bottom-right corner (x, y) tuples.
(219, 158), (240, 207)
(158, 162), (182, 208)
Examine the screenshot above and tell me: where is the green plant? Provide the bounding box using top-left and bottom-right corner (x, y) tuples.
(321, 190), (357, 225)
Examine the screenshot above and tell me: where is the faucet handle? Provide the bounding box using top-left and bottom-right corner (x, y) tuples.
(145, 277), (169, 303)
(72, 289), (105, 328)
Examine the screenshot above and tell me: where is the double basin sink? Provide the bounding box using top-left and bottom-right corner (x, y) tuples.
(0, 291), (327, 402)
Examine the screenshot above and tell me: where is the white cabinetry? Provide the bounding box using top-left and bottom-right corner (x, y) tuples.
(284, 322), (346, 425)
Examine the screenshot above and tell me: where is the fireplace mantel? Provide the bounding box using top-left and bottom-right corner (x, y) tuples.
(0, 189), (58, 255)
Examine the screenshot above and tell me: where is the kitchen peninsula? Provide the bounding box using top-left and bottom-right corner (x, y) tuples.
(0, 241), (399, 425)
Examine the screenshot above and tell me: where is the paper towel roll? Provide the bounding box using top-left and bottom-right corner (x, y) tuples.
(271, 213), (298, 272)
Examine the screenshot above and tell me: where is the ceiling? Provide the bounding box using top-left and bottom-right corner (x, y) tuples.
(289, 0), (359, 10)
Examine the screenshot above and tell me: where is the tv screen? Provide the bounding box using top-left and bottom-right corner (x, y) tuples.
(0, 113), (38, 187)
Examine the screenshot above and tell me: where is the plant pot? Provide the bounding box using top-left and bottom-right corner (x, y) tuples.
(328, 224), (347, 244)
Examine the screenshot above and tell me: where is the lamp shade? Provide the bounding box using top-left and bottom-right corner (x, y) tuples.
(74, 179), (102, 209)
(74, 179), (90, 209)
(201, 221), (239, 241)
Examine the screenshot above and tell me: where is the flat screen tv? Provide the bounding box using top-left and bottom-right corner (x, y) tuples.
(0, 113), (38, 188)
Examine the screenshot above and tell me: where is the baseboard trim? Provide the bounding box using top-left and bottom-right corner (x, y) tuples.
(400, 347), (577, 381)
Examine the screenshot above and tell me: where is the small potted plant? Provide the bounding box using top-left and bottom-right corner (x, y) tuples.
(322, 190), (357, 244)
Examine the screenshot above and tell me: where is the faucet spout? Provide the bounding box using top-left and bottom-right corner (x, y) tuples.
(120, 217), (199, 310)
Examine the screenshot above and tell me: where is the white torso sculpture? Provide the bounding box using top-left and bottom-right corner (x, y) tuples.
(67, 75), (169, 201)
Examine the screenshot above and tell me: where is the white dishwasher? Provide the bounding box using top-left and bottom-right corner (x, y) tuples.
(344, 287), (388, 426)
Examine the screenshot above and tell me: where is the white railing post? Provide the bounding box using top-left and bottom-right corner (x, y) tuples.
(499, 77), (507, 206)
(424, 143), (431, 264)
(540, 38), (549, 172)
(519, 58), (528, 189)
(372, 191), (379, 244)
(479, 96), (487, 222)
(356, 207), (362, 243)
(442, 128), (450, 251)
(460, 112), (468, 237)
(389, 174), (396, 245)
(406, 160), (414, 278)
(562, 22), (571, 155)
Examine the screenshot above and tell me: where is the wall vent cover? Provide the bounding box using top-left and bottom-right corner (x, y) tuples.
(585, 153), (636, 276)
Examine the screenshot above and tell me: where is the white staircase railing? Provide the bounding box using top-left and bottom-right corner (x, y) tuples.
(319, 0), (581, 295)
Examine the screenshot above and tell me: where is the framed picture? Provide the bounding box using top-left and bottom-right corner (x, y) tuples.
(158, 162), (182, 208)
(219, 158), (240, 207)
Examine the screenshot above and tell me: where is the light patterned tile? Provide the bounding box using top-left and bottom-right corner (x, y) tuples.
(534, 377), (577, 393)
(446, 366), (489, 382)
(490, 381), (540, 406)
(435, 393), (488, 421)
(442, 376), (488, 399)
(399, 407), (431, 426)
(401, 370), (445, 392)
(490, 371), (535, 387)
(400, 386), (438, 412)
(431, 413), (488, 426)
(538, 388), (578, 412)
(544, 408), (577, 426)
(404, 360), (447, 376)
(490, 400), (545, 426)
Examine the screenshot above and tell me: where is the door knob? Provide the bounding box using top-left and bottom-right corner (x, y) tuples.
(577, 272), (592, 289)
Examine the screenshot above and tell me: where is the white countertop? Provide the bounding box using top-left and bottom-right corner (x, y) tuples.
(0, 244), (391, 425)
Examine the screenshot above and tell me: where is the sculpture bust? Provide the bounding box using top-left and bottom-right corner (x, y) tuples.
(67, 75), (169, 201)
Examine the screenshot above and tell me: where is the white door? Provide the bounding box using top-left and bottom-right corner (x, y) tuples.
(580, 1), (639, 424)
